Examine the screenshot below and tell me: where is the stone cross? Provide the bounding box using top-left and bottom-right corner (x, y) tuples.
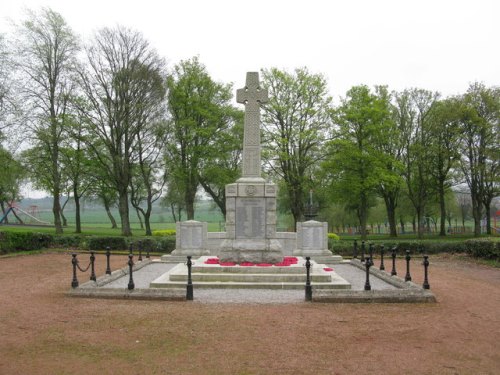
(236, 72), (268, 180)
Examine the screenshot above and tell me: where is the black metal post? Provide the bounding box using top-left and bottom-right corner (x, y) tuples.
(305, 256), (312, 301)
(105, 247), (111, 275)
(186, 255), (193, 300)
(146, 244), (151, 259)
(422, 255), (430, 289)
(90, 251), (96, 281)
(127, 254), (135, 290)
(391, 247), (397, 276)
(361, 241), (366, 263)
(405, 250), (412, 282)
(364, 257), (372, 291)
(129, 241), (133, 255)
(138, 241), (143, 262)
(368, 243), (374, 264)
(353, 239), (358, 259)
(71, 253), (79, 288)
(380, 245), (385, 271)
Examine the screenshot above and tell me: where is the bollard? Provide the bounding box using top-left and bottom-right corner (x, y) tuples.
(127, 254), (135, 290)
(186, 256), (193, 300)
(364, 257), (372, 291)
(391, 247), (397, 276)
(71, 253), (79, 288)
(105, 247), (111, 275)
(353, 239), (358, 259)
(405, 250), (412, 282)
(305, 256), (312, 301)
(90, 251), (97, 281)
(361, 241), (366, 263)
(138, 241), (143, 262)
(368, 243), (374, 264)
(422, 255), (430, 289)
(380, 245), (385, 271)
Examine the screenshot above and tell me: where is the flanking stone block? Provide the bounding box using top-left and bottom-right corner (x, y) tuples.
(293, 220), (332, 258)
(171, 220), (210, 257)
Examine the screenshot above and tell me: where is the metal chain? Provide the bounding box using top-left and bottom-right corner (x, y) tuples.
(76, 261), (91, 273)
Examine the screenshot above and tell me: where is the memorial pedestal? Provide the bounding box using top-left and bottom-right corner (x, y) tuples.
(218, 181), (284, 263)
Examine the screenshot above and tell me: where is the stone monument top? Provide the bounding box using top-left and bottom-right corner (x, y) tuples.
(236, 72), (268, 182)
(218, 72), (283, 264)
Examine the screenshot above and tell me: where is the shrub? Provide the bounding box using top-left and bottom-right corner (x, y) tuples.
(155, 237), (176, 253)
(152, 229), (176, 237)
(0, 231), (53, 254)
(87, 236), (127, 251)
(465, 239), (499, 259)
(53, 235), (84, 248)
(132, 238), (158, 252)
(327, 233), (340, 240)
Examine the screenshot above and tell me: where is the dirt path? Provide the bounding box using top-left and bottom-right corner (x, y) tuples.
(0, 252), (498, 375)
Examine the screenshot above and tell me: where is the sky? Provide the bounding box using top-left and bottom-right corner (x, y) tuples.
(1, 0), (499, 199)
(1, 0), (499, 101)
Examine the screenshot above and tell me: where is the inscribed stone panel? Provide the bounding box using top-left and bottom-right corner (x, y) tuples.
(235, 198), (266, 239)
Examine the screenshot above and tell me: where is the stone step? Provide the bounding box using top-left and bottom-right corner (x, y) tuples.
(150, 281), (351, 290)
(169, 273), (332, 283)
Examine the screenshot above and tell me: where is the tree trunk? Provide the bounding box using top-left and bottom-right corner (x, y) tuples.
(416, 208), (424, 239)
(170, 203), (177, 222)
(358, 193), (368, 240)
(438, 182), (447, 236)
(144, 207), (152, 236)
(383, 195), (398, 237)
(1, 201), (8, 224)
(185, 186), (196, 220)
(52, 191), (63, 234)
(118, 191), (132, 236)
(103, 199), (117, 229)
(484, 201), (491, 235)
(74, 193), (81, 234)
(136, 207), (144, 230)
(471, 193), (482, 237)
(399, 216), (405, 234)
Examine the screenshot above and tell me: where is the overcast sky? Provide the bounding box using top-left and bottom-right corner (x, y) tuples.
(2, 0), (499, 102)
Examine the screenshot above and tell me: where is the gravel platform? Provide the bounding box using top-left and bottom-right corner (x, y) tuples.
(96, 260), (398, 303)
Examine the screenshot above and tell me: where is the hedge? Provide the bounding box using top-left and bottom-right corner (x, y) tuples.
(464, 239), (500, 259)
(0, 231), (53, 254)
(329, 239), (468, 256)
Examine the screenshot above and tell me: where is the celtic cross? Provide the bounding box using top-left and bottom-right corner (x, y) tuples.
(236, 72), (268, 180)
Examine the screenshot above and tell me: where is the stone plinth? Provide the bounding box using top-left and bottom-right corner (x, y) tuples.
(293, 220), (332, 258)
(218, 181), (283, 263)
(170, 220), (209, 257)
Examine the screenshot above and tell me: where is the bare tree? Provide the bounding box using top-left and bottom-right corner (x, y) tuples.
(78, 26), (166, 236)
(13, 8), (79, 234)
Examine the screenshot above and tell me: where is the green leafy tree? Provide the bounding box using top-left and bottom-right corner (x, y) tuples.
(0, 147), (24, 220)
(130, 121), (168, 235)
(458, 83), (500, 236)
(13, 8), (79, 234)
(426, 98), (461, 235)
(198, 116), (243, 218)
(165, 56), (237, 219)
(0, 34), (13, 132)
(396, 88), (439, 238)
(261, 67), (332, 229)
(78, 26), (166, 236)
(323, 85), (394, 240)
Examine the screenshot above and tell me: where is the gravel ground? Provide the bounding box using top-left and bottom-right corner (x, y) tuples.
(102, 260), (397, 303)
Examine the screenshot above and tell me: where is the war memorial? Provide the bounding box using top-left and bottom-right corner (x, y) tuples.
(69, 73), (435, 304)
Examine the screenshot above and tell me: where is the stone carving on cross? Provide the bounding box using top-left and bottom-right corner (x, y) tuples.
(236, 72), (268, 179)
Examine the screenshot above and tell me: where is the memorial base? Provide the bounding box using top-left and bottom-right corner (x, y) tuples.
(219, 239), (283, 264)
